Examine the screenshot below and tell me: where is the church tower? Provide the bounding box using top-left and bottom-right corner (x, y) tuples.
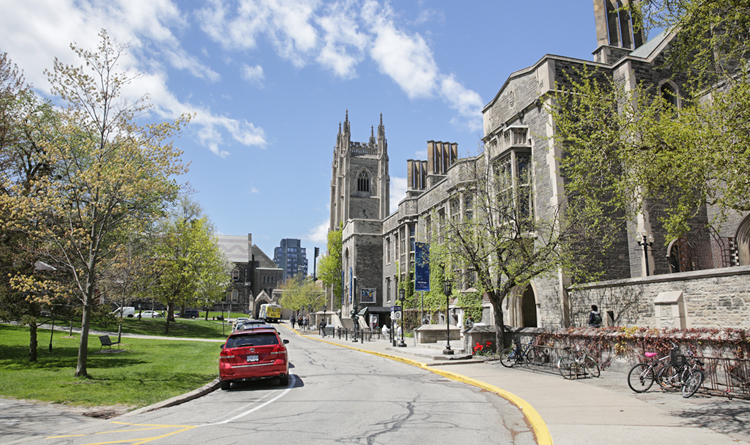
(329, 111), (390, 231)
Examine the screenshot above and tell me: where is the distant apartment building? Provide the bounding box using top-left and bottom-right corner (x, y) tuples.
(273, 239), (308, 281)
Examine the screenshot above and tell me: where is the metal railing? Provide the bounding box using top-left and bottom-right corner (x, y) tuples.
(693, 356), (750, 400)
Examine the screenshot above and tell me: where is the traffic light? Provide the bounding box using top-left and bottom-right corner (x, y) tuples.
(314, 247), (319, 257)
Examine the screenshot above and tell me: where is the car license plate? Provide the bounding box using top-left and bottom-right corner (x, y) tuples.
(247, 355), (258, 362)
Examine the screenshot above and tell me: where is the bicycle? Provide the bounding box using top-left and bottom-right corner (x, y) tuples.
(557, 345), (600, 379)
(627, 348), (675, 393)
(499, 339), (543, 368)
(655, 349), (704, 398)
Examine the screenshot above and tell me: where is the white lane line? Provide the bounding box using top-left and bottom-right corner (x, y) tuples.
(201, 375), (296, 426)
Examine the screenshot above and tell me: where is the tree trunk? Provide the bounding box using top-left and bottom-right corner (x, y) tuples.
(494, 298), (509, 351)
(165, 302), (173, 334)
(29, 322), (38, 362)
(75, 292), (93, 377)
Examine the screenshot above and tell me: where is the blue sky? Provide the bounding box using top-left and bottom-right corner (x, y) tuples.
(1, 0), (607, 261)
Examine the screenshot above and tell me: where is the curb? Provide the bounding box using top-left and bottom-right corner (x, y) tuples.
(122, 377), (221, 418)
(288, 326), (553, 445)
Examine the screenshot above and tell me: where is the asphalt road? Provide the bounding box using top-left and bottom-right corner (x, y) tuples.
(32, 332), (535, 445)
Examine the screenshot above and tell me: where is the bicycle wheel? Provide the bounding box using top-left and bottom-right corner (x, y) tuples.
(657, 365), (680, 389)
(558, 356), (575, 379)
(584, 355), (600, 378)
(627, 363), (655, 393)
(682, 370), (704, 398)
(529, 348), (546, 366)
(499, 347), (516, 368)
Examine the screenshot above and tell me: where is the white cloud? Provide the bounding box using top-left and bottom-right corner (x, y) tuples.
(440, 74), (483, 131)
(241, 64), (265, 86)
(0, 0), (265, 157)
(362, 0), (438, 99)
(306, 220), (330, 245)
(315, 1), (369, 78)
(390, 176), (407, 213)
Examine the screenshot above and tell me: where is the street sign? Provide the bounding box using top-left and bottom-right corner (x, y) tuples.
(394, 311), (402, 320)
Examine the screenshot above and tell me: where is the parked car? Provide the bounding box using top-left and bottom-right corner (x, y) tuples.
(181, 309), (200, 319)
(138, 310), (162, 318)
(111, 307), (135, 318)
(219, 328), (290, 390)
(236, 320), (274, 332)
(232, 317), (250, 332)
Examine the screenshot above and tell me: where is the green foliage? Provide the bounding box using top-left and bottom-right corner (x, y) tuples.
(550, 1), (750, 242)
(278, 276), (325, 312)
(317, 228), (342, 307)
(457, 290), (483, 322)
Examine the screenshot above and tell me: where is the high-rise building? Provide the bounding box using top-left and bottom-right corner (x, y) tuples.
(273, 239), (308, 281)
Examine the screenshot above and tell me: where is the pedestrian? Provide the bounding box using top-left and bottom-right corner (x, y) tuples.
(382, 324), (389, 337)
(588, 305), (602, 328)
(290, 315), (296, 329)
(298, 315), (303, 330)
(319, 319), (326, 337)
(303, 316), (308, 331)
(396, 324), (402, 339)
(463, 315), (474, 332)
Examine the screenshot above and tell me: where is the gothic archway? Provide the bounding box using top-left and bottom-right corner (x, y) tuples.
(736, 214), (750, 266)
(521, 285), (538, 327)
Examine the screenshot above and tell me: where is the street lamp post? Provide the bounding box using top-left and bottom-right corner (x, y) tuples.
(442, 279), (454, 355)
(397, 288), (406, 347)
(637, 230), (654, 276)
(351, 276), (358, 342)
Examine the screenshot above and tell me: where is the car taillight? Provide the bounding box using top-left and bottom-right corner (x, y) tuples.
(220, 350), (235, 360)
(269, 345), (286, 356)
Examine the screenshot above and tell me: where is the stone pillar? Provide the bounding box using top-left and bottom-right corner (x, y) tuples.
(653, 290), (687, 329)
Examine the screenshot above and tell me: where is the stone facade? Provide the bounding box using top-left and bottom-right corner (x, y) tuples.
(216, 234), (283, 318)
(570, 266), (750, 329)
(331, 3), (750, 332)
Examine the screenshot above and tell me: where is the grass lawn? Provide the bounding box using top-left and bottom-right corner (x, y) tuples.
(0, 324), (220, 410)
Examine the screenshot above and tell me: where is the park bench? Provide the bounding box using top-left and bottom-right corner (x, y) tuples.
(98, 335), (121, 351)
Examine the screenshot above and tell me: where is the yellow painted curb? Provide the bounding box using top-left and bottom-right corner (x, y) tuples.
(286, 326), (552, 445)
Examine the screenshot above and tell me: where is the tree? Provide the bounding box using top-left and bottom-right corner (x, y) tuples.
(317, 228), (342, 309)
(548, 1), (750, 241)
(0, 53), (72, 362)
(434, 159), (607, 350)
(278, 276), (325, 314)
(151, 197), (231, 333)
(3, 31), (189, 377)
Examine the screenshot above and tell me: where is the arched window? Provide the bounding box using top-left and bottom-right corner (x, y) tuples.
(660, 82), (678, 108)
(357, 170), (370, 193)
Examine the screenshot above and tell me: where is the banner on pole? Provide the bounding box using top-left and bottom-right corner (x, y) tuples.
(414, 242), (430, 291)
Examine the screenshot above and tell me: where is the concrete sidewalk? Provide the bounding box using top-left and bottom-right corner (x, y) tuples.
(294, 325), (750, 445)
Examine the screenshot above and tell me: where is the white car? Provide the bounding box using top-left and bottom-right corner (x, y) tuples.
(138, 310), (162, 318)
(111, 307), (135, 318)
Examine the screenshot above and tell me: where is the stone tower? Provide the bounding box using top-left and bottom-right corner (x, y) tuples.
(329, 111), (390, 231)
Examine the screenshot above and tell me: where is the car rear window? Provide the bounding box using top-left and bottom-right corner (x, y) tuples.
(227, 333), (279, 348)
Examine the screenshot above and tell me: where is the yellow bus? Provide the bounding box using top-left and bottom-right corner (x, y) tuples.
(259, 303), (282, 323)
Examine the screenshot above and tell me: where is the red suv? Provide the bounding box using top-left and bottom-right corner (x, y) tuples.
(219, 328), (290, 389)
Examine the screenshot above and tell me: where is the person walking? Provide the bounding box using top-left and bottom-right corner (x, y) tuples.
(319, 319), (327, 337)
(588, 305), (602, 328)
(290, 315), (296, 329)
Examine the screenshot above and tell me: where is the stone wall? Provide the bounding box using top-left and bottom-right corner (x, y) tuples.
(569, 265), (750, 329)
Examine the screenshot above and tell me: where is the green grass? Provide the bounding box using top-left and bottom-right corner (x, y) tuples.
(0, 324), (221, 409)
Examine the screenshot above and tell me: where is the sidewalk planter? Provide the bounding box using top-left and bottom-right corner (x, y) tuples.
(414, 324), (461, 344)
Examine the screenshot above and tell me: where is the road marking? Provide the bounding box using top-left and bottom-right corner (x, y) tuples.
(292, 328), (554, 445)
(202, 375), (297, 426)
(46, 422), (196, 444)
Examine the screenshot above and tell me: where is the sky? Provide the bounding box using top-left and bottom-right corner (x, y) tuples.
(0, 0), (606, 262)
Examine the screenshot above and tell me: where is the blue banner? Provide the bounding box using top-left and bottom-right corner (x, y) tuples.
(414, 242), (430, 291)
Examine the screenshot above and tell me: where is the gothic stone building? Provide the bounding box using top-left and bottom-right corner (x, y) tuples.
(331, 2), (750, 330)
(216, 234), (283, 318)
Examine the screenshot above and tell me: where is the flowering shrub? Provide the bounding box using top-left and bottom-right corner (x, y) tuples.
(474, 341), (494, 356)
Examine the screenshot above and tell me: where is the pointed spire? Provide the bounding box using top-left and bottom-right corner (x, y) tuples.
(344, 109), (350, 134)
(345, 109), (349, 123)
(339, 122), (342, 134)
(371, 126), (374, 138)
(378, 113), (385, 140)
